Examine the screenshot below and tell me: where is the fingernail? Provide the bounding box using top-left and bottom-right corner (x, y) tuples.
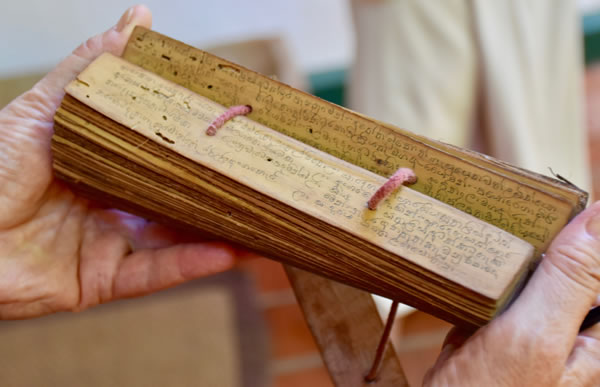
(115, 7), (134, 32)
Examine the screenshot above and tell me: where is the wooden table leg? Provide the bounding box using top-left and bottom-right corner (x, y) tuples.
(285, 266), (409, 387)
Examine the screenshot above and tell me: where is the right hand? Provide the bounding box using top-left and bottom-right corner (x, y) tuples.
(425, 201), (600, 386)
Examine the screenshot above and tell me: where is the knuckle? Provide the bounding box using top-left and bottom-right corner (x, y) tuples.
(548, 243), (600, 291)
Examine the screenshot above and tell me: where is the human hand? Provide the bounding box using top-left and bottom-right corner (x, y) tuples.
(0, 5), (238, 319)
(424, 201), (600, 386)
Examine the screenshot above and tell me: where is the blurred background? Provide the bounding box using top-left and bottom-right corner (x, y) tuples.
(3, 0), (600, 386)
(0, 0), (352, 105)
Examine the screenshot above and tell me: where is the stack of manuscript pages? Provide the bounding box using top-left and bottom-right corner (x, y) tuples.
(52, 28), (587, 329)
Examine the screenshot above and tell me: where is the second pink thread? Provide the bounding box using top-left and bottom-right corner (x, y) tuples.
(368, 168), (417, 210)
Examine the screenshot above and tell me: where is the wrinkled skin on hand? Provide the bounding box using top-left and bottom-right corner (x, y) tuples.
(0, 5), (237, 319)
(425, 202), (600, 386)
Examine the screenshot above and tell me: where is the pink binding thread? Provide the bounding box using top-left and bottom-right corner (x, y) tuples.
(206, 105), (253, 136)
(368, 168), (417, 210)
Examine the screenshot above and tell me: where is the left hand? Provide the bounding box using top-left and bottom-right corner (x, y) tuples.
(0, 5), (239, 319)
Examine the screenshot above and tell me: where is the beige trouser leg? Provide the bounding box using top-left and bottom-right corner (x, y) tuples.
(349, 0), (592, 193)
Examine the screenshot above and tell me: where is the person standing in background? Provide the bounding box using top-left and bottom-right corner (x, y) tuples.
(349, 0), (592, 193)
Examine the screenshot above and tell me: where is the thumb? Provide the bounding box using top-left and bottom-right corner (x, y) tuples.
(504, 201), (600, 350)
(34, 4), (152, 119)
(0, 5), (151, 228)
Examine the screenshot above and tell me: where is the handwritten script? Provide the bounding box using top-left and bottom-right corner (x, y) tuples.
(66, 53), (535, 300)
(122, 29), (574, 255)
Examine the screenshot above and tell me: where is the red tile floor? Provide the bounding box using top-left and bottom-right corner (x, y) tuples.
(237, 65), (600, 387)
(237, 255), (451, 387)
